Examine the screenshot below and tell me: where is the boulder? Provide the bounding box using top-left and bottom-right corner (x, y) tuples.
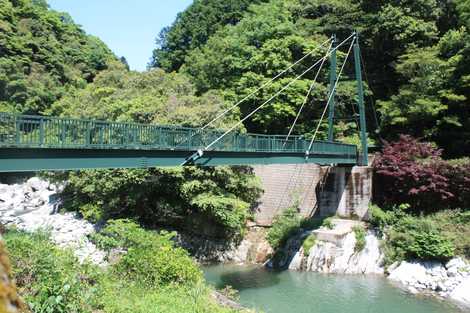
(449, 276), (470, 308)
(388, 261), (428, 285)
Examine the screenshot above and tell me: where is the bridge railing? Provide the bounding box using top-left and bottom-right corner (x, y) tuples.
(0, 112), (357, 157)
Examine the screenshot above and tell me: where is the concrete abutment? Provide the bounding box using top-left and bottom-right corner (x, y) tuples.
(252, 164), (372, 226)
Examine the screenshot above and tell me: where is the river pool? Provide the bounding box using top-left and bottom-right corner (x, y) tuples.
(203, 264), (468, 313)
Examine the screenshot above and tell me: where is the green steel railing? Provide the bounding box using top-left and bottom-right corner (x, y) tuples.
(0, 112), (357, 157)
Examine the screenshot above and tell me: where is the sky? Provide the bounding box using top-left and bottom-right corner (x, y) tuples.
(47, 0), (194, 71)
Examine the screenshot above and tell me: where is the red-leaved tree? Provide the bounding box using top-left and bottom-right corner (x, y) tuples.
(373, 135), (453, 211)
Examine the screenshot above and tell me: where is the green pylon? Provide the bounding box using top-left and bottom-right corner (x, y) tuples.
(353, 33), (368, 166)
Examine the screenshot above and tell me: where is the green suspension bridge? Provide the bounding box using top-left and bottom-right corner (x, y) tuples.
(0, 33), (369, 172)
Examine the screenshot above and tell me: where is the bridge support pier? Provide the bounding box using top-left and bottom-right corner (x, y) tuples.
(251, 164), (372, 226)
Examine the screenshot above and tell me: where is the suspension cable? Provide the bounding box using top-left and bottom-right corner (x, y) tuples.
(202, 34), (356, 153)
(306, 38), (355, 156)
(283, 40), (333, 147)
(201, 38), (332, 129)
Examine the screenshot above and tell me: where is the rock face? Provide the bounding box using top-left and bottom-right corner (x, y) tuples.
(388, 258), (470, 308)
(0, 178), (106, 265)
(287, 229), (384, 274)
(176, 226), (273, 264)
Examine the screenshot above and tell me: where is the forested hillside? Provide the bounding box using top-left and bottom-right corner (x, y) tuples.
(151, 0), (268, 72)
(152, 0), (470, 158)
(0, 0), (116, 115)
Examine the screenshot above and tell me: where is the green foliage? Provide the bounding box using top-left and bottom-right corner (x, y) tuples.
(47, 65), (261, 239)
(322, 217), (334, 230)
(151, 0), (267, 72)
(153, 0), (469, 157)
(97, 281), (241, 313)
(92, 219), (202, 286)
(377, 27), (470, 156)
(0, 0), (115, 114)
(352, 226), (366, 252)
(302, 234), (316, 256)
(60, 166), (261, 238)
(79, 203), (103, 224)
(431, 210), (470, 259)
(266, 207), (302, 250)
(4, 229), (243, 313)
(91, 219), (155, 250)
(4, 230), (99, 313)
(49, 66), (235, 128)
(370, 205), (459, 264)
(368, 204), (394, 230)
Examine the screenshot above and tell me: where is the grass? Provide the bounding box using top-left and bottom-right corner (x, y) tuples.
(321, 217), (334, 230)
(352, 226), (366, 252)
(302, 234), (316, 256)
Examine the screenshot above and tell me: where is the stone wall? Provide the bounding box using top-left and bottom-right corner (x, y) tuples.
(252, 164), (372, 226)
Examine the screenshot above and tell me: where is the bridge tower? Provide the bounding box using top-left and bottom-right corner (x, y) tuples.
(327, 33), (368, 166)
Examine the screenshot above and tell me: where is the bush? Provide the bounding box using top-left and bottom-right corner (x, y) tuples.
(353, 226), (366, 252)
(370, 205), (457, 264)
(4, 230), (99, 313)
(4, 229), (242, 313)
(302, 234), (316, 256)
(432, 210), (470, 259)
(322, 217), (334, 230)
(57, 166), (262, 238)
(266, 207), (302, 250)
(91, 218), (154, 250)
(92, 219), (202, 286)
(79, 203), (103, 223)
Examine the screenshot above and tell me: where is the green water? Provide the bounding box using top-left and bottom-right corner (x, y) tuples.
(203, 264), (468, 313)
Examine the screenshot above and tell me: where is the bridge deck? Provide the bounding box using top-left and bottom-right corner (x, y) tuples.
(0, 113), (357, 172)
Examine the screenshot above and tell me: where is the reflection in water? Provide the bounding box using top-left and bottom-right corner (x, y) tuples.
(204, 264), (467, 313)
(218, 267), (281, 290)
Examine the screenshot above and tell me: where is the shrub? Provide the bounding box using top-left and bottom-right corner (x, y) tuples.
(302, 234), (316, 256)
(57, 166), (262, 238)
(91, 218), (154, 250)
(369, 204), (392, 230)
(432, 210), (470, 259)
(4, 229), (242, 313)
(353, 226), (366, 252)
(79, 203), (103, 223)
(372, 206), (456, 264)
(92, 219), (203, 286)
(322, 217), (334, 230)
(4, 230), (99, 313)
(266, 207), (302, 250)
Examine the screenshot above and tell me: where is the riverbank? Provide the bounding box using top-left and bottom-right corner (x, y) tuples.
(1, 177), (469, 311)
(266, 217), (470, 309)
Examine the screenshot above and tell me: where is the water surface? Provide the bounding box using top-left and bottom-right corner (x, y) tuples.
(203, 264), (467, 313)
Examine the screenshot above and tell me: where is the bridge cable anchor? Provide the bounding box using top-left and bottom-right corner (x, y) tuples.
(182, 149), (204, 166)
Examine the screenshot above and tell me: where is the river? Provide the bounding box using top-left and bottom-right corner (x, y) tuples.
(203, 264), (467, 313)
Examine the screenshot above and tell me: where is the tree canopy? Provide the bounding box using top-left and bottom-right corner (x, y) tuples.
(0, 0), (116, 115)
(151, 0), (469, 157)
(150, 0), (267, 72)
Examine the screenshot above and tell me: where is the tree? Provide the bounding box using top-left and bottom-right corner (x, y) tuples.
(378, 28), (470, 157)
(0, 0), (115, 114)
(150, 0), (267, 72)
